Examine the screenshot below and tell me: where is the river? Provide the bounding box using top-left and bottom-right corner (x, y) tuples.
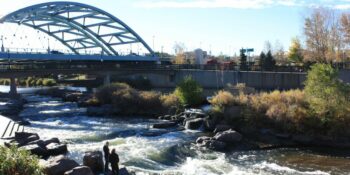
(1, 86), (349, 175)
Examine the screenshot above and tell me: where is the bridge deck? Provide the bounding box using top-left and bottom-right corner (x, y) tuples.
(0, 52), (158, 62)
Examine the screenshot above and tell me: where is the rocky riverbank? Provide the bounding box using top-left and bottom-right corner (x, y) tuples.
(4, 131), (132, 175)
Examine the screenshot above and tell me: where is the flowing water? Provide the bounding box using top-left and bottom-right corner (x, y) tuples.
(14, 94), (350, 175)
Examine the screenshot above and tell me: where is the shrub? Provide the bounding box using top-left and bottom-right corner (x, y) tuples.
(0, 79), (10, 85)
(174, 76), (203, 106)
(95, 83), (131, 104)
(36, 79), (43, 86)
(247, 89), (309, 132)
(138, 91), (162, 111)
(160, 93), (180, 108)
(0, 146), (43, 175)
(42, 79), (56, 86)
(304, 63), (350, 119)
(210, 90), (235, 110)
(160, 93), (181, 113)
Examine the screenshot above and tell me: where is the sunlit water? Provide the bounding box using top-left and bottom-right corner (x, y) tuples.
(18, 94), (350, 175)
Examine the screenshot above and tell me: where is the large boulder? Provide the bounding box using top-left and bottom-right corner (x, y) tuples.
(119, 167), (131, 175)
(64, 166), (94, 175)
(203, 118), (216, 131)
(208, 140), (227, 151)
(43, 138), (60, 146)
(42, 155), (79, 175)
(83, 151), (104, 173)
(14, 132), (40, 146)
(184, 118), (204, 130)
(46, 143), (68, 156)
(213, 125), (233, 134)
(196, 136), (212, 147)
(63, 92), (83, 102)
(21, 144), (48, 158)
(152, 122), (177, 129)
(214, 129), (242, 144)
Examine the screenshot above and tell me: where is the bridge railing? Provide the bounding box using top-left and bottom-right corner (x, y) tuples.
(1, 119), (24, 139)
(0, 61), (307, 72)
(2, 48), (153, 57)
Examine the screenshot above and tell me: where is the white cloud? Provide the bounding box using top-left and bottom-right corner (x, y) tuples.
(333, 4), (350, 10)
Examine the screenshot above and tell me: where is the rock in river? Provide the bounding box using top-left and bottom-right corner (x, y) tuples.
(214, 129), (242, 144)
(46, 143), (68, 156)
(41, 155), (79, 175)
(64, 166), (94, 175)
(185, 118), (204, 130)
(83, 151), (104, 173)
(152, 121), (178, 129)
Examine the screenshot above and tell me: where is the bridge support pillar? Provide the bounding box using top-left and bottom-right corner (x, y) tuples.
(104, 74), (111, 86)
(9, 77), (17, 96)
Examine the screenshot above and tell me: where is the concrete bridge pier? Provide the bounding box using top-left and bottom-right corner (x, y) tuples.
(9, 77), (17, 96)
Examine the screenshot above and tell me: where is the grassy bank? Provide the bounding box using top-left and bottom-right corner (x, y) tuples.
(0, 146), (43, 175)
(210, 64), (350, 139)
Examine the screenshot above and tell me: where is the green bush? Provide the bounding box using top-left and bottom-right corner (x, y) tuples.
(0, 146), (43, 175)
(174, 76), (203, 106)
(96, 83), (131, 104)
(305, 63), (350, 119)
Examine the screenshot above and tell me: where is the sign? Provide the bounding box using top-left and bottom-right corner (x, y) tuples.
(240, 48), (254, 53)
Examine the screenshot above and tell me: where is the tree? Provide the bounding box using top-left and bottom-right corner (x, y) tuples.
(304, 8), (343, 63)
(264, 41), (273, 53)
(287, 37), (304, 63)
(259, 51), (266, 69)
(274, 40), (287, 65)
(304, 63), (350, 119)
(173, 42), (187, 64)
(174, 76), (203, 106)
(239, 49), (248, 70)
(263, 51), (276, 71)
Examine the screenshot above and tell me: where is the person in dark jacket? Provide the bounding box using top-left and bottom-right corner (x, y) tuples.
(103, 142), (110, 173)
(109, 149), (119, 175)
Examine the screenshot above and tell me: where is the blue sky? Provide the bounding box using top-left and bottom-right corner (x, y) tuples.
(0, 0), (349, 55)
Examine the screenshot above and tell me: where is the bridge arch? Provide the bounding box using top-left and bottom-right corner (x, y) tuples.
(0, 1), (154, 56)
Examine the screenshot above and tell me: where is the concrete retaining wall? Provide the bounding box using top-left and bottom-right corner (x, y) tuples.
(140, 70), (307, 90)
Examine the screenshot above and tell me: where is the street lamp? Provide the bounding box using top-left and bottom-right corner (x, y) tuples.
(1, 35), (4, 52)
(152, 35), (155, 51)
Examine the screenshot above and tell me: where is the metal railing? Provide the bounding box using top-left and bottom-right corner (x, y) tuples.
(1, 120), (24, 139)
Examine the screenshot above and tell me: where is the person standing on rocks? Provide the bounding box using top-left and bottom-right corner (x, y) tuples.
(103, 141), (110, 173)
(109, 149), (120, 175)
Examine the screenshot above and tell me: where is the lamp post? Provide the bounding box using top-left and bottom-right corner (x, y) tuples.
(152, 35), (155, 51)
(1, 35), (4, 52)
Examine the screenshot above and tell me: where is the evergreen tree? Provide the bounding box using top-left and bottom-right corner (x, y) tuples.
(259, 51), (266, 70)
(264, 51), (276, 71)
(239, 49), (248, 70)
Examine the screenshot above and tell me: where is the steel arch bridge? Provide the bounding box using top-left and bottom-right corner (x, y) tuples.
(0, 1), (156, 61)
